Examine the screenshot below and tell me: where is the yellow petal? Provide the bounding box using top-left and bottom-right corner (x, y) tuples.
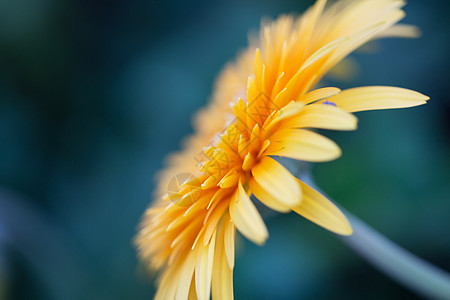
(273, 86), (291, 109)
(203, 199), (229, 246)
(248, 177), (292, 213)
(375, 24), (421, 39)
(262, 100), (304, 134)
(298, 35), (349, 74)
(251, 156), (302, 209)
(195, 230), (216, 300)
(265, 129), (341, 162)
(176, 250), (197, 300)
(282, 103), (358, 131)
(254, 48), (264, 90)
(212, 220), (234, 300)
(218, 169), (240, 188)
(229, 181), (268, 245)
(298, 87), (341, 104)
(324, 86), (429, 112)
(277, 100), (305, 120)
(155, 266), (178, 300)
(292, 180), (352, 235)
(318, 1), (404, 43)
(301, 0), (327, 38)
(188, 279), (197, 300)
(275, 36), (349, 107)
(300, 22), (387, 95)
(223, 213), (235, 269)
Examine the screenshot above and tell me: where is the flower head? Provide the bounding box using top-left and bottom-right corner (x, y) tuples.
(135, 0), (428, 299)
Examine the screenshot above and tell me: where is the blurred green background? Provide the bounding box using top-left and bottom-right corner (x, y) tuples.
(0, 0), (449, 299)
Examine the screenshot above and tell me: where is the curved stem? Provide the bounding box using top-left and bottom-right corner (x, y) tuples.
(342, 211), (450, 299)
(299, 173), (450, 299)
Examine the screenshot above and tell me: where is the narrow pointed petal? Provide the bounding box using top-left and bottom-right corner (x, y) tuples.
(155, 267), (178, 300)
(292, 179), (352, 235)
(195, 230), (216, 300)
(203, 199), (229, 246)
(298, 87), (341, 104)
(188, 279), (197, 300)
(324, 86), (429, 112)
(375, 24), (421, 39)
(262, 100), (304, 134)
(251, 156), (302, 209)
(300, 22), (387, 94)
(254, 48), (264, 90)
(277, 100), (305, 120)
(276, 36), (348, 107)
(176, 251), (197, 300)
(229, 181), (268, 245)
(298, 35), (348, 73)
(223, 213), (235, 269)
(265, 129), (341, 162)
(212, 220), (234, 300)
(282, 103), (358, 131)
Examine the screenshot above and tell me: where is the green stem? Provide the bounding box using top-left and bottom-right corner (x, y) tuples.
(300, 174), (450, 299)
(342, 211), (450, 299)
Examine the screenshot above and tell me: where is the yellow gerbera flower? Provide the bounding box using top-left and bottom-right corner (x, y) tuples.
(135, 0), (429, 299)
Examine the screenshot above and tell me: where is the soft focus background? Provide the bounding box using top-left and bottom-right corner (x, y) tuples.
(0, 0), (449, 299)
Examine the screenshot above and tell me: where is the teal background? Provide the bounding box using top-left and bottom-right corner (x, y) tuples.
(0, 0), (449, 299)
